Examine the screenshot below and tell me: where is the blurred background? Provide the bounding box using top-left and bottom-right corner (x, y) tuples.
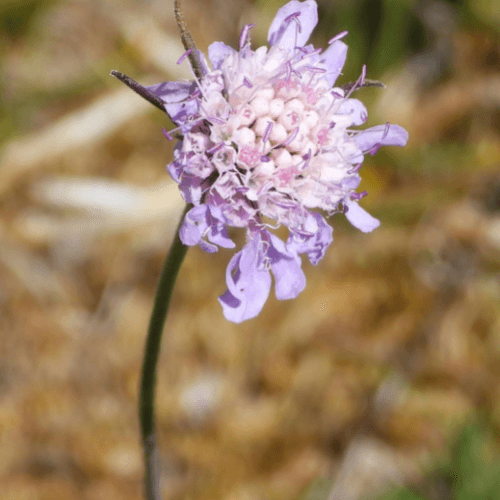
(1, 0), (500, 499)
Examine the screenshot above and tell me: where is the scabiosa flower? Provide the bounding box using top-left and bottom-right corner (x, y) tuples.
(147, 0), (408, 323)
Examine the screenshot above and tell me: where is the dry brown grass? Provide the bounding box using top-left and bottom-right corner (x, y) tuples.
(1, 1), (500, 499)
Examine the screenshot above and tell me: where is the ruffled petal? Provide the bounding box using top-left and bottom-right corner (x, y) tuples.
(178, 174), (205, 205)
(179, 205), (235, 252)
(344, 200), (380, 233)
(167, 144), (183, 183)
(354, 124), (409, 154)
(338, 98), (368, 126)
(287, 212), (333, 265)
(146, 81), (199, 126)
(179, 205), (209, 247)
(268, 0), (318, 50)
(319, 40), (348, 86)
(199, 240), (218, 253)
(218, 234), (272, 323)
(207, 207), (236, 249)
(208, 41), (236, 70)
(146, 81), (192, 102)
(341, 173), (362, 191)
(266, 233), (306, 300)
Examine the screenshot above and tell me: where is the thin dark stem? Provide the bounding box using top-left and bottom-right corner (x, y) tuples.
(139, 204), (191, 500)
(174, 0), (204, 81)
(110, 70), (167, 113)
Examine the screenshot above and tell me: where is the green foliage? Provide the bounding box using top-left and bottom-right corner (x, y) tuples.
(452, 424), (500, 500)
(0, 0), (54, 40)
(298, 423), (500, 500)
(374, 489), (426, 500)
(297, 478), (334, 500)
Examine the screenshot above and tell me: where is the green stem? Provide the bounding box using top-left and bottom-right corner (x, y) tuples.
(139, 204), (191, 500)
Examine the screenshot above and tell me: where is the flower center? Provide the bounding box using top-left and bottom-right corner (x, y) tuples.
(223, 70), (351, 192)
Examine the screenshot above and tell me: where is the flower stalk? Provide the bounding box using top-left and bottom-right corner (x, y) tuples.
(139, 204), (191, 500)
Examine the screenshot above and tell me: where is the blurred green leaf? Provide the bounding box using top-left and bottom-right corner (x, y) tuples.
(452, 424), (500, 500)
(0, 0), (55, 40)
(297, 478), (334, 500)
(375, 487), (427, 500)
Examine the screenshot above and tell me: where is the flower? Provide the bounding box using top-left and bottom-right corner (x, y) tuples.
(148, 0), (408, 323)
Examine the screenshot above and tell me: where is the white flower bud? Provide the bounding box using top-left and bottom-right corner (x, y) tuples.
(251, 96), (270, 117)
(254, 117), (274, 137)
(285, 98), (305, 113)
(237, 127), (256, 145)
(303, 110), (319, 128)
(255, 159), (276, 176)
(254, 87), (275, 101)
(238, 105), (256, 127)
(269, 122), (287, 143)
(269, 98), (285, 118)
(272, 148), (292, 168)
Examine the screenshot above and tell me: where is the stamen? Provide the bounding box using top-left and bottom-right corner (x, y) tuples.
(257, 180), (274, 196)
(306, 47), (323, 58)
(284, 12), (302, 33)
(301, 149), (312, 169)
(321, 93), (342, 120)
(283, 126), (299, 146)
(262, 122), (273, 143)
(302, 65), (327, 74)
(292, 67), (301, 79)
(273, 11), (302, 53)
(360, 65), (366, 86)
(180, 115), (205, 131)
(301, 66), (326, 95)
(348, 163), (363, 174)
(239, 24), (255, 49)
(328, 31), (348, 44)
(382, 122), (390, 139)
(275, 197), (299, 209)
(162, 128), (173, 141)
(206, 115), (226, 125)
(177, 48), (193, 65)
(349, 191), (367, 200)
(207, 143), (224, 154)
(345, 66), (366, 99)
(294, 227), (313, 238)
(331, 144), (350, 168)
(187, 89), (201, 100)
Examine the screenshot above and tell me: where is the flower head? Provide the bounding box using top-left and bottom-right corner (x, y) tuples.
(148, 0), (408, 322)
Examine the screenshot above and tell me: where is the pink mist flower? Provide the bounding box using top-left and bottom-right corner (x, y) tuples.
(148, 0), (408, 322)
